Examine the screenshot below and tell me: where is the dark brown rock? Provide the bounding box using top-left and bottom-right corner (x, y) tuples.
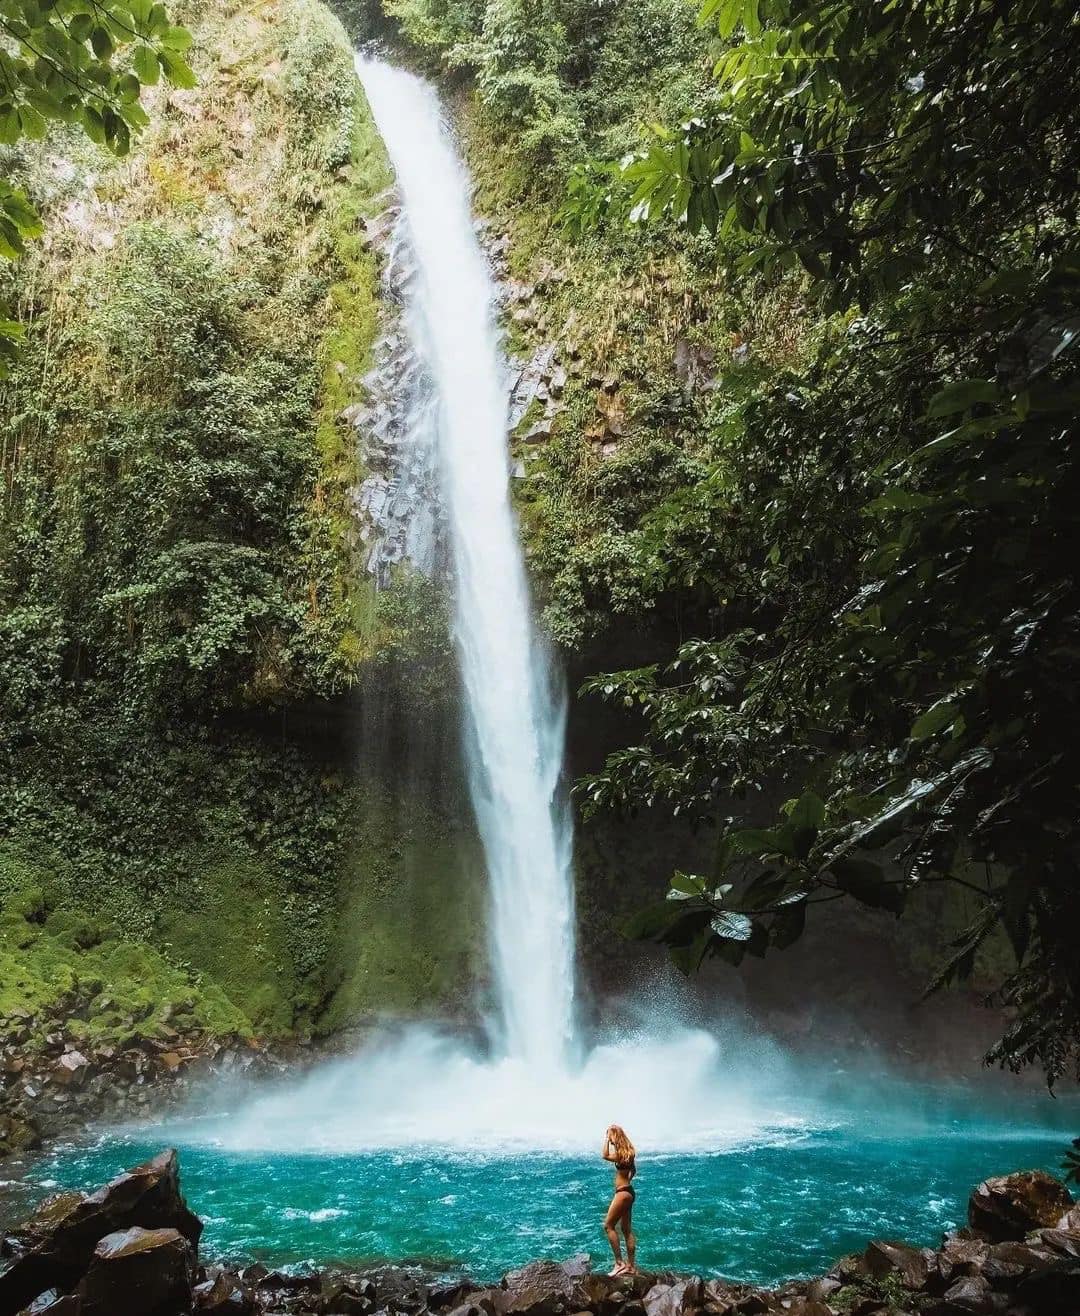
(500, 1261), (577, 1316)
(1031, 1227), (1080, 1259)
(193, 1272), (254, 1313)
(827, 1252), (867, 1284)
(318, 1280), (376, 1316)
(968, 1172), (1074, 1242)
(986, 1241), (1054, 1270)
(256, 1270), (320, 1294)
(1014, 1259), (1080, 1312)
(77, 1226), (194, 1316)
(0, 1150), (200, 1315)
(428, 1281), (480, 1311)
(937, 1275), (996, 1313)
(15, 1293), (80, 1315)
(642, 1281), (700, 1316)
(943, 1236), (990, 1274)
(864, 1239), (928, 1289)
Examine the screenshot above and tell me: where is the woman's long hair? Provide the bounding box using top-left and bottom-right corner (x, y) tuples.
(609, 1124), (636, 1172)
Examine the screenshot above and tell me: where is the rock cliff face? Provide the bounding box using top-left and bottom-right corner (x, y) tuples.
(2, 1156), (1078, 1316)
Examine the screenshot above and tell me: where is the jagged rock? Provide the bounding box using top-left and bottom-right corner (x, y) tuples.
(77, 1227), (194, 1316)
(968, 1171), (1074, 1241)
(641, 1279), (703, 1316)
(193, 1272), (254, 1312)
(0, 1114), (40, 1157)
(521, 422), (553, 444)
(53, 1053), (89, 1087)
(427, 1281), (480, 1311)
(1059, 1205), (1080, 1230)
(942, 1236), (990, 1274)
(934, 1274), (996, 1313)
(1013, 1258), (1080, 1311)
(500, 1260), (580, 1316)
(0, 1150), (200, 1315)
(803, 1277), (841, 1304)
(256, 1268), (320, 1294)
(864, 1240), (928, 1288)
(318, 1281), (374, 1315)
(985, 1240), (1054, 1270)
(1032, 1226), (1080, 1258)
(15, 1292), (81, 1314)
(827, 1252), (867, 1284)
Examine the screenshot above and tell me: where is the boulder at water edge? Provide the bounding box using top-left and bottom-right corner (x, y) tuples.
(967, 1168), (1075, 1240)
(78, 1226), (194, 1315)
(0, 1149), (200, 1316)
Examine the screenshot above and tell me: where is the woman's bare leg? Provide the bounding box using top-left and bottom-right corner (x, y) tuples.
(621, 1206), (636, 1273)
(604, 1196), (628, 1272)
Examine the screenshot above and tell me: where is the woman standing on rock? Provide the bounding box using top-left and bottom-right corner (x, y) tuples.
(601, 1124), (637, 1276)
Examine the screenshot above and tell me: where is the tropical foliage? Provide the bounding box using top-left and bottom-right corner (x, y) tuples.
(569, 0), (1080, 1083)
(0, 0), (193, 367)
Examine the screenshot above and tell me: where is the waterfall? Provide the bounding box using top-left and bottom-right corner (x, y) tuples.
(208, 59), (794, 1155)
(355, 57), (577, 1071)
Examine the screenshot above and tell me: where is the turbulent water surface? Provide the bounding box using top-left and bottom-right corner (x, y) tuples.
(16, 1098), (1072, 1285)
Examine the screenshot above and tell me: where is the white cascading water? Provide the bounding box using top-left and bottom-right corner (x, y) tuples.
(358, 57), (577, 1071)
(185, 60), (813, 1154)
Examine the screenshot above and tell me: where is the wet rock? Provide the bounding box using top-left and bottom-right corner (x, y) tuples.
(0, 1114), (40, 1158)
(968, 1171), (1074, 1241)
(256, 1269), (321, 1294)
(318, 1281), (374, 1315)
(0, 1149), (200, 1314)
(77, 1226), (194, 1316)
(1013, 1258), (1080, 1311)
(934, 1274), (999, 1313)
(15, 1292), (81, 1315)
(642, 1279), (702, 1316)
(500, 1260), (578, 1316)
(521, 421), (553, 444)
(864, 1239), (928, 1289)
(194, 1272), (254, 1312)
(942, 1236), (990, 1274)
(1032, 1226), (1080, 1259)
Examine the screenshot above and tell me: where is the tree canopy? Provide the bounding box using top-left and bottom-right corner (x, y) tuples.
(568, 0), (1080, 1084)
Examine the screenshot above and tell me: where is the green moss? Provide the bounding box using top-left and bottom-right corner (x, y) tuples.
(0, 876), (252, 1050)
(318, 787), (487, 1032)
(156, 850), (302, 1035)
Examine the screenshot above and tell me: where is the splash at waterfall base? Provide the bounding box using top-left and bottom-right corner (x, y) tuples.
(3, 1149), (1078, 1316)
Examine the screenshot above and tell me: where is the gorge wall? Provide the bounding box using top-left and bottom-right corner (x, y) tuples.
(0, 0), (1010, 1074)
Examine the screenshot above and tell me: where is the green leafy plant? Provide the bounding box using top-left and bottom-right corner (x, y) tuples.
(0, 0), (194, 367)
(570, 0), (1080, 1084)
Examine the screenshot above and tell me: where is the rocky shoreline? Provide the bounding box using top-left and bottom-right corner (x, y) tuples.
(0, 1023), (297, 1159)
(1, 1150), (1078, 1316)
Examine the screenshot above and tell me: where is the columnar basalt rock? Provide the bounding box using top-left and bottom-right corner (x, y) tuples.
(1, 1157), (1078, 1316)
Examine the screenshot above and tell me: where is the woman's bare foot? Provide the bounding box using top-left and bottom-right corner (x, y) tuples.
(608, 1263), (630, 1277)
